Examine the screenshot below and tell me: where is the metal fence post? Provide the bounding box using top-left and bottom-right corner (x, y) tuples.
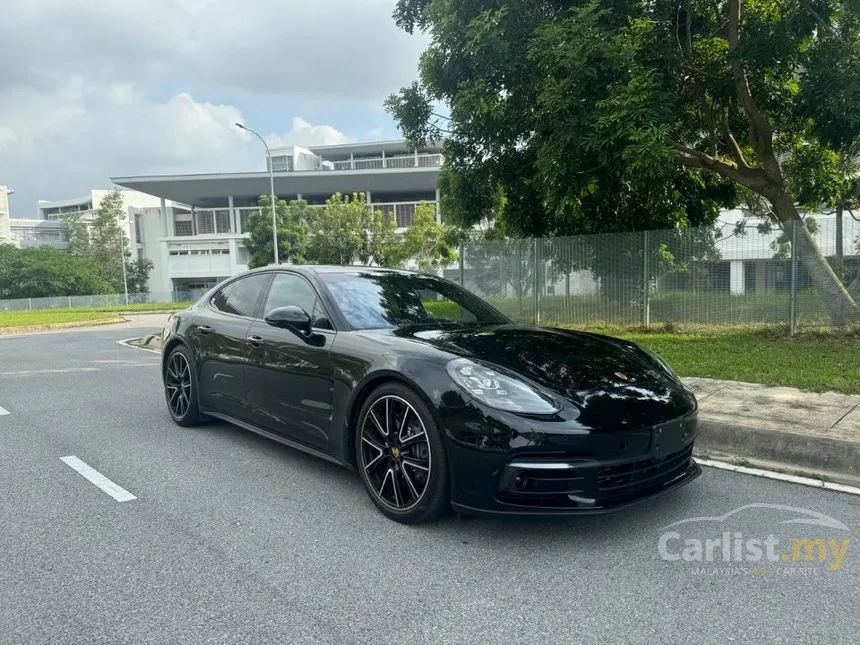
(458, 242), (465, 286)
(643, 230), (650, 327)
(790, 221), (798, 335)
(533, 238), (541, 326)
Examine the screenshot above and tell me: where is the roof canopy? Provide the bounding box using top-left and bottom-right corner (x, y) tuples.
(112, 167), (440, 208)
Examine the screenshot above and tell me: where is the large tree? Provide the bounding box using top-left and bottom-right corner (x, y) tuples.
(64, 190), (153, 294)
(388, 0), (860, 322)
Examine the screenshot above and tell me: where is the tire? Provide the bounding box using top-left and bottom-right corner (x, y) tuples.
(164, 344), (202, 427)
(355, 383), (450, 524)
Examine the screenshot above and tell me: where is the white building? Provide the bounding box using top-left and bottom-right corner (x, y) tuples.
(113, 139), (444, 299)
(0, 185), (12, 245)
(10, 189), (165, 251)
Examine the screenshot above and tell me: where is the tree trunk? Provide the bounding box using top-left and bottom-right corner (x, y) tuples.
(772, 195), (857, 325)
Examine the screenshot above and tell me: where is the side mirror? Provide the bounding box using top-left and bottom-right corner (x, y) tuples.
(264, 305), (312, 337)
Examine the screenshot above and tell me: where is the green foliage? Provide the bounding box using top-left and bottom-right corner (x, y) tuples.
(246, 193), (409, 269)
(307, 193), (370, 266)
(63, 190), (152, 294)
(247, 196), (311, 268)
(388, 0), (860, 320)
(0, 244), (111, 298)
(402, 202), (458, 272)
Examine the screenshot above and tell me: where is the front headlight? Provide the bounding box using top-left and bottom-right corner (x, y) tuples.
(446, 358), (560, 414)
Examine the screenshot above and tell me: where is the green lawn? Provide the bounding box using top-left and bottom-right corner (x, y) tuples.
(0, 302), (190, 330)
(560, 324), (860, 395)
(0, 310), (122, 329)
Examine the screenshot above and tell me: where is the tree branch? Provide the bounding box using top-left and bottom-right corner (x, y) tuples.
(727, 0), (774, 164)
(722, 110), (751, 170)
(671, 142), (773, 192)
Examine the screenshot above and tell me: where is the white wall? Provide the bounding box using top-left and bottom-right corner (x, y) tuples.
(0, 186), (10, 245)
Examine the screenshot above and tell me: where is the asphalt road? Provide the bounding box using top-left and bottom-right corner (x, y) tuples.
(0, 318), (857, 644)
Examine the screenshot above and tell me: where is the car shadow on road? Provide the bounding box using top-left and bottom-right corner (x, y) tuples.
(191, 417), (707, 546)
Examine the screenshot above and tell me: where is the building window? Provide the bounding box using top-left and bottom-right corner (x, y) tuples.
(174, 213), (193, 236)
(214, 209), (231, 234)
(196, 211), (215, 235)
(270, 155), (293, 172)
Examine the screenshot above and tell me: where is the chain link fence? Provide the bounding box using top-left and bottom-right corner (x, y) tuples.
(443, 215), (860, 332)
(0, 291), (188, 312)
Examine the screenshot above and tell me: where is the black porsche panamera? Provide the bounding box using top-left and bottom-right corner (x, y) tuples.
(161, 265), (700, 523)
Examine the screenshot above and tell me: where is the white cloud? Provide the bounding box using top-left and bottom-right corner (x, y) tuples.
(265, 118), (350, 149)
(0, 1), (427, 102)
(0, 0), (424, 213)
(0, 80), (355, 215)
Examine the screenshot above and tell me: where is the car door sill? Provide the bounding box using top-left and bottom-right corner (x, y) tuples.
(202, 409), (349, 469)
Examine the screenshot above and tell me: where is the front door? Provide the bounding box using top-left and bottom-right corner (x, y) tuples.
(244, 272), (336, 450)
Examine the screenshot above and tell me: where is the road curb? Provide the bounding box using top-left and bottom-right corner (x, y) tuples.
(694, 418), (860, 488)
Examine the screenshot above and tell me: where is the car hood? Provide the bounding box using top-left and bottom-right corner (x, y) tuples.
(389, 324), (696, 429)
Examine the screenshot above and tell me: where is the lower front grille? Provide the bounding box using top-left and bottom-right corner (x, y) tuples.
(496, 444), (695, 509)
(597, 445), (694, 500)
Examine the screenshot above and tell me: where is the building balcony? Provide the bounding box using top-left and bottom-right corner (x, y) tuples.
(331, 153), (443, 171)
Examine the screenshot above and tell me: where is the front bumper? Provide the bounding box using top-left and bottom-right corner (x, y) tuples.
(442, 409), (701, 516)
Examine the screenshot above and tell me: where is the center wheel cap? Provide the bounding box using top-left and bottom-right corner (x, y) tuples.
(391, 446), (400, 458)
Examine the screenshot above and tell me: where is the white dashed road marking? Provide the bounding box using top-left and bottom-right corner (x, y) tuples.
(0, 405), (9, 416)
(60, 456), (137, 503)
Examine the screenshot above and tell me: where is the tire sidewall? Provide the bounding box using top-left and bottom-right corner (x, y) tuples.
(164, 344), (201, 427)
(355, 383), (449, 523)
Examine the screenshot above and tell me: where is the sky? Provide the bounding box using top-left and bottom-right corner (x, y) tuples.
(0, 0), (428, 218)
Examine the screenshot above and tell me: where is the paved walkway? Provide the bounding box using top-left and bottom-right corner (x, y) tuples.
(684, 377), (860, 485)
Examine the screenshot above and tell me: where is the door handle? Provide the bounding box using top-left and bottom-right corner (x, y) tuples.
(197, 325), (213, 335)
(247, 335), (264, 347)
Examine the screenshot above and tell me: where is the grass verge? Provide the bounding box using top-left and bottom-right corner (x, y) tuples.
(555, 323), (860, 395)
(0, 302), (189, 330)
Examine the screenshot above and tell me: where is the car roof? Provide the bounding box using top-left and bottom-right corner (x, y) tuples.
(245, 264), (424, 278)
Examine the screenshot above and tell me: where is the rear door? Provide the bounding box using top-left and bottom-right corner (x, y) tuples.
(191, 272), (271, 419)
(244, 271), (336, 450)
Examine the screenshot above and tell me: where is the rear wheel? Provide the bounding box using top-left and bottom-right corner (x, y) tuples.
(355, 383), (449, 524)
(164, 345), (202, 427)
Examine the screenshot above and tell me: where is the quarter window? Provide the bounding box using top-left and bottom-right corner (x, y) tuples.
(211, 273), (270, 317)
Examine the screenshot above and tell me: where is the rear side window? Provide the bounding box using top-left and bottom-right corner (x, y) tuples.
(211, 273), (270, 318)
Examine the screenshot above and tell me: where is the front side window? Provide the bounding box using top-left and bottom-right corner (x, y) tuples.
(320, 272), (509, 330)
(263, 273), (332, 329)
(211, 273), (270, 318)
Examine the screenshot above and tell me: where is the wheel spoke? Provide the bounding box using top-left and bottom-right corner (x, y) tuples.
(378, 468), (393, 498)
(385, 398), (391, 436)
(397, 407), (411, 442)
(390, 468), (403, 506)
(400, 466), (420, 500)
(402, 458), (429, 472)
(369, 409), (387, 437)
(364, 451), (385, 473)
(361, 435), (386, 453)
(400, 430), (426, 447)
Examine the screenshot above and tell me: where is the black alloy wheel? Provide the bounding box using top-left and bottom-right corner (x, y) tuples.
(165, 345), (201, 426)
(356, 383), (449, 523)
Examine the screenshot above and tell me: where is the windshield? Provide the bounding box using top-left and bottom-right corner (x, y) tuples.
(321, 271), (510, 330)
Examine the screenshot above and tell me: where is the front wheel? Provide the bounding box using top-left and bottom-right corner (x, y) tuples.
(355, 383), (449, 524)
(164, 345), (202, 427)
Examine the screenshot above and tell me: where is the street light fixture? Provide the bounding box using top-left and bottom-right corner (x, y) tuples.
(235, 122), (279, 265)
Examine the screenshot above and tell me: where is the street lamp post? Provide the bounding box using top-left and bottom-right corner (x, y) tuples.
(235, 122), (279, 265)
(118, 229), (129, 307)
